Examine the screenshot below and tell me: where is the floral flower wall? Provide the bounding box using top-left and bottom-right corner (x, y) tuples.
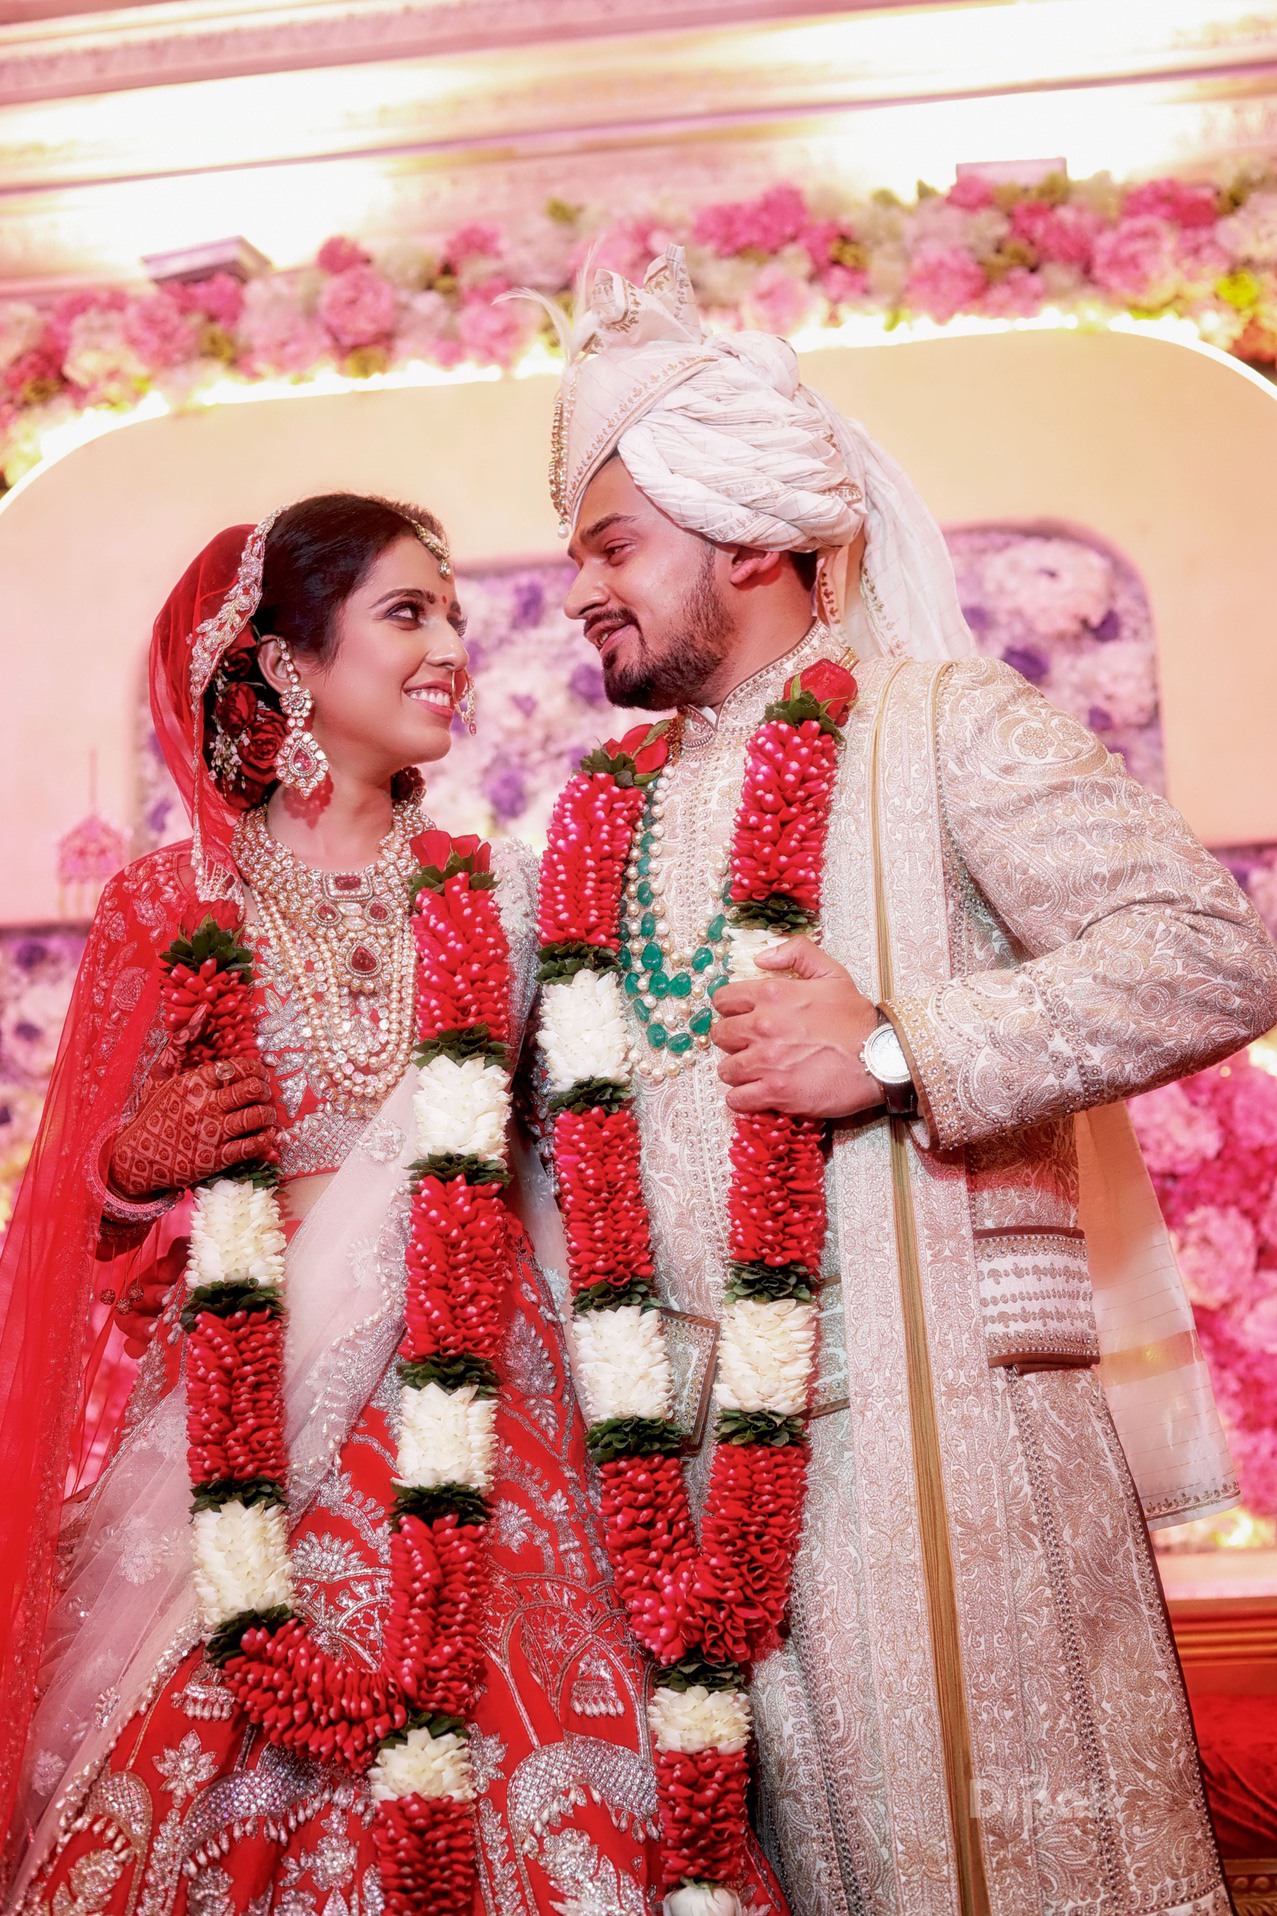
(2, 164), (1277, 494)
(4, 530), (1276, 1526)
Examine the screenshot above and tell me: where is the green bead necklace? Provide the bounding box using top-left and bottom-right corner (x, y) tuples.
(617, 765), (731, 1080)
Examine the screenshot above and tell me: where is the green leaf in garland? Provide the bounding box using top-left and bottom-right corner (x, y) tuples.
(537, 941), (620, 985)
(393, 1483), (491, 1528)
(585, 1416), (684, 1464)
(414, 1026), (509, 1068)
(381, 1711), (469, 1751)
(762, 685), (846, 740)
(572, 1278), (659, 1315)
(728, 895), (816, 933)
(182, 1279), (283, 1329)
(206, 1605), (294, 1668)
(160, 915), (255, 981)
(191, 1475), (288, 1513)
(715, 1409), (806, 1448)
(653, 1655), (745, 1693)
(725, 1261), (818, 1304)
(408, 1153), (510, 1189)
(546, 1079), (631, 1117)
(398, 1354), (500, 1397)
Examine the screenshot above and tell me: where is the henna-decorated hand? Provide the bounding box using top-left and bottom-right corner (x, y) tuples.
(108, 1055), (278, 1199)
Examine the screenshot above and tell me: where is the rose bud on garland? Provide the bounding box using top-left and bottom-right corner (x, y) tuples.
(553, 1106), (655, 1294)
(371, 1797), (476, 1916)
(728, 1112), (827, 1272)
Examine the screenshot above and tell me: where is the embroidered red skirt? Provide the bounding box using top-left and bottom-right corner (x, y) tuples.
(19, 1264), (787, 1916)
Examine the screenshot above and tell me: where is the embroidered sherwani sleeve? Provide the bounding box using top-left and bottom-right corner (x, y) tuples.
(885, 657), (1277, 1151)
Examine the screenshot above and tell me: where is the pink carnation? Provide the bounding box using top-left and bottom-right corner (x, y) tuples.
(317, 235), (371, 274)
(569, 221), (655, 285)
(905, 245), (986, 323)
(821, 262), (869, 303)
(1123, 178), (1219, 229)
(317, 265), (397, 349)
(457, 289), (530, 368)
(46, 287), (127, 358)
(125, 291), (200, 369)
(238, 284), (330, 376)
(1174, 1204), (1257, 1312)
(1130, 1080), (1223, 1176)
(1240, 1286), (1277, 1355)
(173, 273), (245, 328)
(744, 261), (816, 335)
(946, 176), (997, 211)
(1009, 200), (1102, 269)
(1091, 216), (1181, 306)
(3, 339), (62, 399)
(444, 222), (502, 268)
(1228, 1061), (1277, 1151)
(693, 185), (808, 257)
(980, 268), (1043, 318)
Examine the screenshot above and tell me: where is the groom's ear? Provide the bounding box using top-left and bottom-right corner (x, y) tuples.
(726, 546), (787, 588)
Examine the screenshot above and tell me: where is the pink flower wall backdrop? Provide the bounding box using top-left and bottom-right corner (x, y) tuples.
(2, 165), (1277, 489)
(3, 533), (1275, 1519)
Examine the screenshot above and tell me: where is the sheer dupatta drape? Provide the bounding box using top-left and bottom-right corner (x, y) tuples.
(0, 521), (273, 1861)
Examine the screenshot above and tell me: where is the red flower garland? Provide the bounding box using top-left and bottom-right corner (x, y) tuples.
(170, 836), (518, 1915)
(539, 663), (857, 1904)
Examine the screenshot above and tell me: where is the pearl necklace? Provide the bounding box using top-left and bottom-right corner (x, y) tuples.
(234, 800), (425, 1109)
(619, 729), (731, 1083)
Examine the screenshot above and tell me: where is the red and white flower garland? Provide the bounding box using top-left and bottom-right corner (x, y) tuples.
(167, 830), (515, 1913)
(536, 658), (858, 1914)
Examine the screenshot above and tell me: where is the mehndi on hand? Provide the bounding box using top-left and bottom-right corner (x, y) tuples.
(108, 1055), (278, 1199)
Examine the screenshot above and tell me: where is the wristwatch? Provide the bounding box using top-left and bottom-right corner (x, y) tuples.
(860, 1016), (918, 1119)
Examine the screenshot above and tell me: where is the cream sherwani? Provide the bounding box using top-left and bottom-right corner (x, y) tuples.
(626, 625), (1277, 1916)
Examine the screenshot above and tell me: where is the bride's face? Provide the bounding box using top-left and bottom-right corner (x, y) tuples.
(283, 534), (468, 779)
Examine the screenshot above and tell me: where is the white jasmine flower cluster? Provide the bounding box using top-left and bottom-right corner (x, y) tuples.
(663, 1891), (744, 1916)
(188, 1179), (286, 1289)
(191, 1499), (292, 1628)
(413, 1054), (510, 1163)
(369, 1726), (476, 1802)
(539, 969), (631, 1094)
(716, 1298), (818, 1416)
(649, 1684), (752, 1754)
(573, 1306), (672, 1422)
(398, 1382), (497, 1491)
(725, 921), (786, 981)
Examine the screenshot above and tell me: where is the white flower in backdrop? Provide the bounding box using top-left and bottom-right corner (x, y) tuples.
(982, 538), (1114, 640)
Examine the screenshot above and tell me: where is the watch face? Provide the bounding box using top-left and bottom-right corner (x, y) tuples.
(867, 1022), (912, 1086)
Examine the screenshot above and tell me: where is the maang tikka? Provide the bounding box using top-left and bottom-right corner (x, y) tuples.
(273, 638), (330, 796)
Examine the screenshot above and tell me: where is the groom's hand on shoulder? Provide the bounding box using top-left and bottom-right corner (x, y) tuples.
(710, 937), (884, 1120)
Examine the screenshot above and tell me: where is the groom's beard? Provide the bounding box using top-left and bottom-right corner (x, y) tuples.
(601, 547), (733, 711)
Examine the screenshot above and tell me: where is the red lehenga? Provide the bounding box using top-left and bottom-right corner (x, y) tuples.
(0, 521), (787, 1916)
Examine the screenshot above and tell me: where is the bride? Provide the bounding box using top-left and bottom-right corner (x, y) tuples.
(0, 492), (791, 1915)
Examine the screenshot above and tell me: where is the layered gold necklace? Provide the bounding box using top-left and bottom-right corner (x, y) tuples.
(234, 799), (425, 1109)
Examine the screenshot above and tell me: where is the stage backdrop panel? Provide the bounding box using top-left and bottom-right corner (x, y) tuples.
(2, 323), (1277, 924)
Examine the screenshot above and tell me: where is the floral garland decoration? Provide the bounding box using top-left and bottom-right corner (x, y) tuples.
(3, 164), (1277, 492)
(167, 829), (515, 1914)
(536, 656), (857, 1912)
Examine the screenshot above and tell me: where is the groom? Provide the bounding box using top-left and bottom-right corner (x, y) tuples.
(544, 249), (1277, 1916)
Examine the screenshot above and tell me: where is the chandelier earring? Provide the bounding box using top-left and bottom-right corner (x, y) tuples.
(456, 668), (478, 737)
(272, 638), (329, 796)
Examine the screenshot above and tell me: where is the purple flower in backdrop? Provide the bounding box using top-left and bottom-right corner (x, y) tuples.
(14, 940), (47, 971)
(961, 603), (991, 634)
(484, 762), (528, 822)
(147, 799), (172, 834)
(1090, 608), (1122, 642)
(512, 576), (545, 626)
(1001, 644), (1049, 684)
(1088, 704), (1113, 732)
(569, 658), (607, 706)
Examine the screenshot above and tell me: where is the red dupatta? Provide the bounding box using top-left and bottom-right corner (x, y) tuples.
(0, 516), (279, 1856)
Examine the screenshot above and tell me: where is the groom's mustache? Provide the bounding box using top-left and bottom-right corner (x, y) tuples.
(583, 608), (640, 650)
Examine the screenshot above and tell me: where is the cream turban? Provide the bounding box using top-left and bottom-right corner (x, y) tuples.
(546, 247), (974, 662)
